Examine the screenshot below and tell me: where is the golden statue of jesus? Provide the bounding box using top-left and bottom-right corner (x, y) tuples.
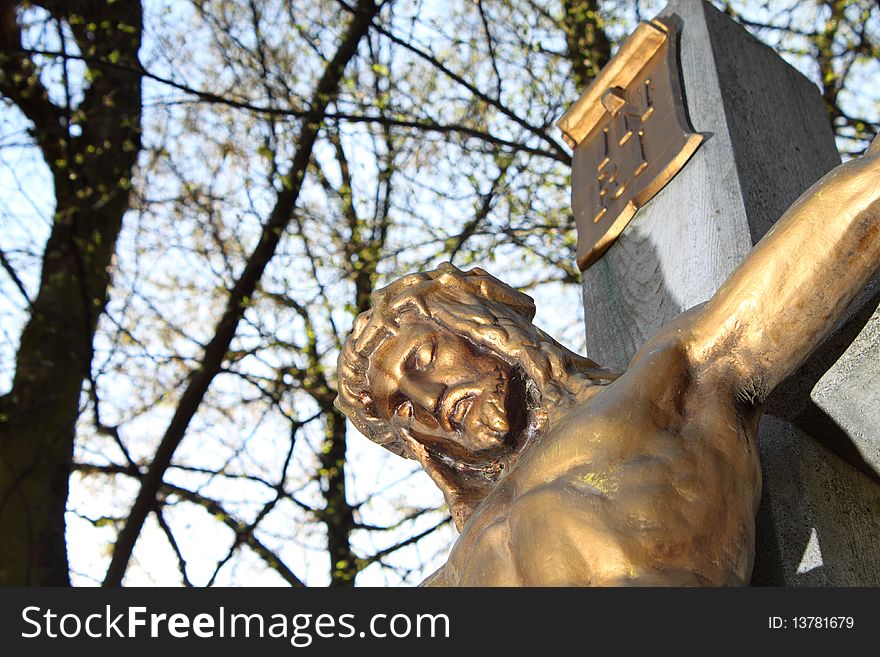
(336, 138), (880, 586)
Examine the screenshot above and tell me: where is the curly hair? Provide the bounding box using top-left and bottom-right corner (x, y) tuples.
(335, 263), (613, 458)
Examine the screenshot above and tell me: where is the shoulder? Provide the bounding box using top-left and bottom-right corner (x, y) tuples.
(624, 304), (763, 417)
(438, 483), (524, 586)
(419, 566), (449, 587)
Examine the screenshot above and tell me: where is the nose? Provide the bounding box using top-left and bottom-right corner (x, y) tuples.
(398, 374), (446, 416)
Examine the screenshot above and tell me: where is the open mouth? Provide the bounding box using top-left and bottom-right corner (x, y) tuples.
(440, 389), (475, 433)
(446, 394), (475, 431)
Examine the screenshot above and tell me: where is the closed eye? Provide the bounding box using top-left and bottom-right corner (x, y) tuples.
(407, 339), (435, 372)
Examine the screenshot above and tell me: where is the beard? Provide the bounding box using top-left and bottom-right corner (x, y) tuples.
(464, 368), (528, 456)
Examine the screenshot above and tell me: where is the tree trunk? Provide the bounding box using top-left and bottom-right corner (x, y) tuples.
(0, 0), (143, 585)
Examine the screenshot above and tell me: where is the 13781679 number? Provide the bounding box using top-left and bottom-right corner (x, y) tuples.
(791, 617), (854, 629)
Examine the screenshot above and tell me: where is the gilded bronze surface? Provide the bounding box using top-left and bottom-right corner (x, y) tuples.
(558, 19), (703, 270)
(336, 137), (880, 586)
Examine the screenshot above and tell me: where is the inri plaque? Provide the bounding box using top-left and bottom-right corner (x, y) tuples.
(558, 18), (702, 270)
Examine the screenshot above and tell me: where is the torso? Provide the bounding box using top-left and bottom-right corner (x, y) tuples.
(424, 332), (762, 586)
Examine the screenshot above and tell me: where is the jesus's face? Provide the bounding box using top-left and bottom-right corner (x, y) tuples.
(366, 317), (526, 462)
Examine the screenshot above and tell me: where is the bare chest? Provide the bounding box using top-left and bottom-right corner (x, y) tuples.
(439, 392), (760, 586)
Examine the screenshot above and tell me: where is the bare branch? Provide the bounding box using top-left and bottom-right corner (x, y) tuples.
(0, 244), (31, 305)
(102, 0), (382, 588)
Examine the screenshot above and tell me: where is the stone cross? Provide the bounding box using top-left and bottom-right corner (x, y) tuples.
(563, 0), (880, 585)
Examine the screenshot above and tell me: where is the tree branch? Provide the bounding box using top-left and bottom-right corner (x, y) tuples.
(0, 244), (31, 305)
(101, 0), (382, 588)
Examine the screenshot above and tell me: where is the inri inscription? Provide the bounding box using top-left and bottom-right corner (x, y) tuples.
(558, 18), (703, 270)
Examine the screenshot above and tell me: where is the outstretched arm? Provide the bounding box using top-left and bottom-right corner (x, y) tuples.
(685, 136), (880, 397)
